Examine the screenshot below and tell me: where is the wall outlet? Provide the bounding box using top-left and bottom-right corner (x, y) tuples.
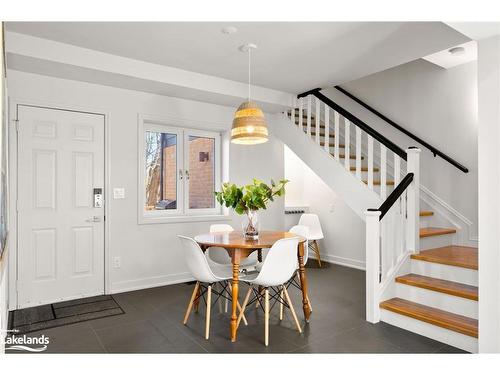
(329, 204), (335, 213)
(113, 257), (121, 269)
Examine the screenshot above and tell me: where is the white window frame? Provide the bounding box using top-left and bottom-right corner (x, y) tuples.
(138, 116), (224, 224)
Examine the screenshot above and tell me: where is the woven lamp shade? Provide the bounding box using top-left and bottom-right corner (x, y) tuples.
(230, 101), (269, 145)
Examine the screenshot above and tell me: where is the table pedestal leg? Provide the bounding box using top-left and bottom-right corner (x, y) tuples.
(230, 253), (240, 342)
(298, 242), (312, 322)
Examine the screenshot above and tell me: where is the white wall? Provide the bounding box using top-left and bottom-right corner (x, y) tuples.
(478, 35), (500, 353)
(6, 70), (285, 300)
(325, 59), (478, 239)
(0, 24), (8, 351)
(284, 146), (365, 269)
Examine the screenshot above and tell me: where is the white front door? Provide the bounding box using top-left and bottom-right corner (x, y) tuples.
(16, 105), (105, 308)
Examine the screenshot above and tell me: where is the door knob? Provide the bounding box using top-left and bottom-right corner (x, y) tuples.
(86, 216), (101, 223)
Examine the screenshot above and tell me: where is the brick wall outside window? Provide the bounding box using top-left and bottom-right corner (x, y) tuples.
(188, 137), (215, 209)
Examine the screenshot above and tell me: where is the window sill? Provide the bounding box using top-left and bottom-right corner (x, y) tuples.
(138, 214), (230, 225)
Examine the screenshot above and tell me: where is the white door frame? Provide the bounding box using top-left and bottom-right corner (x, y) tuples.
(8, 98), (110, 310)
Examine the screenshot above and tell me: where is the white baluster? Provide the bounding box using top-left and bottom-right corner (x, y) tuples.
(394, 154), (401, 186)
(344, 119), (350, 170)
(306, 95), (312, 137)
(406, 148), (421, 254)
(290, 104), (295, 127)
(324, 106), (330, 153)
(380, 144), (387, 200)
(365, 209), (381, 323)
(334, 111), (340, 161)
(315, 97), (320, 145)
(355, 127), (362, 179)
(367, 135), (374, 190)
(298, 97), (303, 130)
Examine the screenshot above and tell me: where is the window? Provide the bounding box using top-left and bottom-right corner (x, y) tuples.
(139, 120), (222, 223)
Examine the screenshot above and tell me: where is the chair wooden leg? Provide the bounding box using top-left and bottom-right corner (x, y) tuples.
(228, 282), (248, 326)
(237, 287), (252, 329)
(205, 285), (212, 340)
(183, 282), (199, 325)
(279, 287), (284, 321)
(264, 288), (269, 346)
(283, 285), (302, 333)
(313, 240), (322, 267)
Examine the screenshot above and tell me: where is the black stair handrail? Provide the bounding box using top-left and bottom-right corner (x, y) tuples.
(297, 88), (407, 161)
(334, 85), (468, 173)
(368, 173), (414, 220)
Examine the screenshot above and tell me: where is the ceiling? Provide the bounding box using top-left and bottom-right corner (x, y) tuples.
(423, 41), (477, 69)
(5, 22), (469, 94)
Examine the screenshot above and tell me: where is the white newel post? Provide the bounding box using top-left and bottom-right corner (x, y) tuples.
(365, 209), (381, 323)
(406, 147), (421, 254)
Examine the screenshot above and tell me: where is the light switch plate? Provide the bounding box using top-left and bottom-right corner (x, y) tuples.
(113, 188), (125, 199)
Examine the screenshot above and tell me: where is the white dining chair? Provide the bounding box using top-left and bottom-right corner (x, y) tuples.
(178, 235), (247, 340)
(207, 224), (258, 269)
(298, 213), (324, 267)
(236, 237), (302, 346)
(206, 224), (259, 314)
(255, 224), (309, 271)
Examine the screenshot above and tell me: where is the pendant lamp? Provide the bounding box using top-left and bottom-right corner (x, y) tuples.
(230, 43), (268, 145)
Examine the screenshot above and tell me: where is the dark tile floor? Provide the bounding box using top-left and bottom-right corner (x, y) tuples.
(7, 263), (468, 354)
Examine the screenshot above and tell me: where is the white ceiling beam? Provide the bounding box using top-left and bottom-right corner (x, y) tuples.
(5, 31), (295, 110)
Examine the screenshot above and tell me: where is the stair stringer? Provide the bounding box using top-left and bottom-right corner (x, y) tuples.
(268, 113), (382, 220)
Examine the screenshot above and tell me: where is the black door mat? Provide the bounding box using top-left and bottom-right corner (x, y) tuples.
(8, 295), (124, 334)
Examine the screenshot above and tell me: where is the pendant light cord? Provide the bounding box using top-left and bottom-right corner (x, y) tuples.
(248, 47), (251, 101)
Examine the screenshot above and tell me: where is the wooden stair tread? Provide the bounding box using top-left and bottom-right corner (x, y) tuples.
(380, 298), (478, 338)
(310, 132), (334, 138)
(396, 273), (478, 300)
(331, 153), (364, 160)
(411, 246), (478, 270)
(301, 123), (327, 129)
(350, 166), (380, 172)
(319, 141), (345, 148)
(420, 210), (434, 217)
(419, 227), (456, 238)
(363, 180), (395, 186)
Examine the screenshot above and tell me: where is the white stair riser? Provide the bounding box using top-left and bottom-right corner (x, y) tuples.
(380, 309), (477, 353)
(419, 233), (454, 249)
(395, 283), (478, 319)
(411, 260), (478, 287)
(419, 217), (432, 228)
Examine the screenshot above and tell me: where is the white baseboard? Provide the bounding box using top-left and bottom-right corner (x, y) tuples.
(110, 272), (195, 295)
(312, 253), (366, 270)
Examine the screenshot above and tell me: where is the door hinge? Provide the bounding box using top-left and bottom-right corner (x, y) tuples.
(14, 119), (19, 132)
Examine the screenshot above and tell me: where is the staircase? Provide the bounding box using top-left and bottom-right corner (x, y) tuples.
(278, 89), (477, 353)
(288, 109), (394, 191)
(380, 243), (478, 352)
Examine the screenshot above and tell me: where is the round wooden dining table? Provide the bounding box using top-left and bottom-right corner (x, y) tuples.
(194, 230), (311, 342)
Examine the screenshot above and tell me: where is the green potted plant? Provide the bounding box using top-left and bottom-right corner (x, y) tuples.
(215, 178), (289, 239)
